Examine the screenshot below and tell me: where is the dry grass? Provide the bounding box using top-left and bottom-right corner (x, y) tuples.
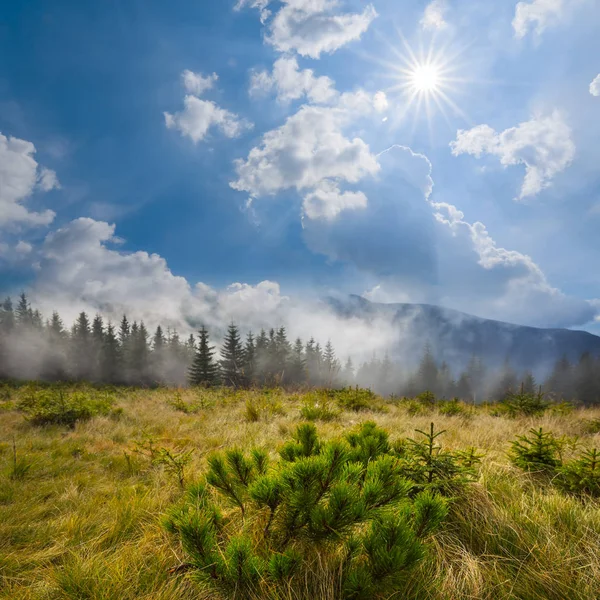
(1, 386), (600, 599)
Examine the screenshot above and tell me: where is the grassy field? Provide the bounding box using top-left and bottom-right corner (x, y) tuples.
(2, 384), (600, 600)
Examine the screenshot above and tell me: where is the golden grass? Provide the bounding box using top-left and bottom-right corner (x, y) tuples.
(1, 386), (600, 599)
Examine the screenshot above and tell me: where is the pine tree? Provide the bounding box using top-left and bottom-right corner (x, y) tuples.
(91, 315), (105, 380)
(16, 293), (31, 327)
(189, 326), (219, 387)
(494, 357), (518, 401)
(342, 357), (355, 385)
(417, 344), (438, 396)
(0, 298), (15, 333)
(289, 338), (307, 385)
(242, 332), (257, 386)
(545, 356), (572, 401)
(521, 371), (537, 396)
(101, 322), (122, 383)
(130, 321), (149, 382)
(71, 311), (92, 380)
(220, 323), (244, 388)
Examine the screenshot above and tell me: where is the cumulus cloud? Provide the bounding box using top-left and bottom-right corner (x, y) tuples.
(450, 111), (575, 200)
(0, 133), (58, 229)
(590, 74), (600, 97)
(302, 181), (367, 220)
(234, 0), (271, 23)
(25, 216), (397, 362)
(165, 71), (252, 143)
(231, 90), (382, 206)
(182, 70), (218, 96)
(249, 56), (338, 104)
(237, 0), (376, 59)
(299, 144), (596, 328)
(421, 0), (448, 31)
(267, 0), (377, 58)
(512, 0), (564, 39)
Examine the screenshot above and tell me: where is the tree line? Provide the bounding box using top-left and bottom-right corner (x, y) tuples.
(1, 294), (599, 404)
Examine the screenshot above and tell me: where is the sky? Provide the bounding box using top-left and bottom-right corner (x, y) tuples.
(1, 0), (600, 335)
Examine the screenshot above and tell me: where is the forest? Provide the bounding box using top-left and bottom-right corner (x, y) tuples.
(1, 293), (600, 404)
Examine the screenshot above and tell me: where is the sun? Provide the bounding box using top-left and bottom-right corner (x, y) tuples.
(410, 63), (441, 93)
(369, 34), (471, 131)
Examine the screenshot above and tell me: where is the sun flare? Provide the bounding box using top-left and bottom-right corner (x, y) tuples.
(410, 63), (441, 93)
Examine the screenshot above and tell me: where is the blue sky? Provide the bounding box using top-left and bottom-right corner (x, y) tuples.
(1, 0), (599, 334)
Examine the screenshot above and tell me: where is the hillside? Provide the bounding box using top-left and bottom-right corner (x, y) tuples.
(327, 295), (600, 372)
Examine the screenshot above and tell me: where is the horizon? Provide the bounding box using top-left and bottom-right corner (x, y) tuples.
(1, 0), (600, 339)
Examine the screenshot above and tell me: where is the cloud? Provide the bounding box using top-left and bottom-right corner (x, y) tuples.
(237, 0), (377, 59)
(231, 90), (382, 205)
(165, 71), (252, 143)
(302, 180), (367, 220)
(590, 74), (600, 97)
(234, 0), (271, 23)
(249, 56), (338, 104)
(182, 70), (218, 96)
(26, 216), (397, 362)
(299, 144), (596, 328)
(0, 133), (58, 229)
(512, 0), (564, 39)
(450, 111), (575, 200)
(421, 0), (448, 31)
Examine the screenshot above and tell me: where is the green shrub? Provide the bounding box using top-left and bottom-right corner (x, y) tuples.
(509, 427), (562, 472)
(401, 423), (480, 495)
(164, 422), (456, 599)
(503, 387), (549, 417)
(17, 387), (115, 427)
(555, 448), (600, 497)
(300, 393), (339, 422)
(135, 440), (193, 488)
(438, 398), (470, 417)
(334, 387), (381, 412)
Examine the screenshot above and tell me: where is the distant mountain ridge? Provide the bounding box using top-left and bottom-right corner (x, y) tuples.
(326, 295), (600, 374)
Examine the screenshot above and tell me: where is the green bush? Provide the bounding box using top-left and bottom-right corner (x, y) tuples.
(334, 387), (381, 412)
(300, 393), (339, 422)
(164, 422), (464, 599)
(555, 448), (600, 497)
(503, 387), (550, 417)
(509, 427), (562, 472)
(438, 398), (470, 417)
(17, 386), (115, 427)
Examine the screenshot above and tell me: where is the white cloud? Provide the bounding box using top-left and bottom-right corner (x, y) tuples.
(27, 217), (397, 361)
(450, 111), (575, 200)
(590, 74), (600, 97)
(0, 133), (58, 229)
(303, 180), (367, 220)
(182, 70), (218, 96)
(249, 56), (338, 104)
(512, 0), (564, 39)
(165, 96), (252, 143)
(373, 91), (389, 112)
(258, 0), (377, 59)
(234, 0), (271, 23)
(231, 90), (381, 203)
(15, 240), (33, 255)
(421, 0), (448, 31)
(300, 144), (596, 328)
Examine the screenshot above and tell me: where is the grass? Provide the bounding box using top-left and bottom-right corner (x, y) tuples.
(1, 384), (600, 599)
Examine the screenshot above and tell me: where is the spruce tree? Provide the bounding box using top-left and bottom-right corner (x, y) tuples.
(71, 311), (92, 380)
(101, 322), (122, 383)
(189, 326), (219, 387)
(342, 356), (355, 385)
(242, 332), (257, 386)
(417, 344), (438, 396)
(289, 338), (307, 385)
(16, 293), (31, 327)
(220, 323), (244, 388)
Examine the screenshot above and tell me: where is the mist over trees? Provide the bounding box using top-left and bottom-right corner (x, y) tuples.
(1, 294), (600, 404)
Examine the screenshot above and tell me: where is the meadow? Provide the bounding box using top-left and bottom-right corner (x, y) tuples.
(1, 384), (600, 600)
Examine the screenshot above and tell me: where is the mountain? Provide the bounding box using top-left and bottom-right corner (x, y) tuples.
(326, 295), (600, 374)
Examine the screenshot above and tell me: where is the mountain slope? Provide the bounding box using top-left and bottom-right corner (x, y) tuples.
(326, 295), (600, 373)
